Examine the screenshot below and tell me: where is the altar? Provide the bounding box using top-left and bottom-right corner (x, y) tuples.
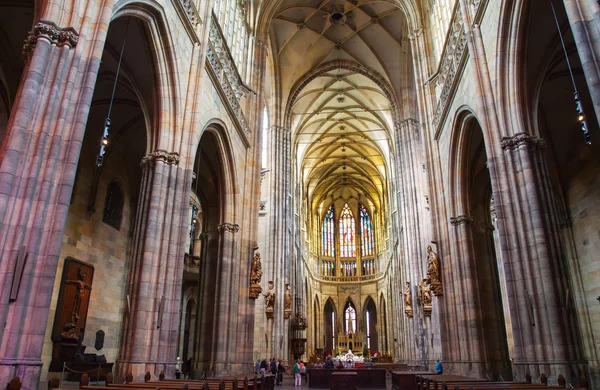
(336, 331), (364, 356)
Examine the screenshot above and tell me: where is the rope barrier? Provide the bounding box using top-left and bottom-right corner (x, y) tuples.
(62, 362), (109, 385)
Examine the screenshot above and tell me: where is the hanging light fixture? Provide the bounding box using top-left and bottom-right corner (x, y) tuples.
(96, 17), (132, 167)
(550, 1), (591, 145)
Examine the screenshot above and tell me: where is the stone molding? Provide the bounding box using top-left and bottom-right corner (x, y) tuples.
(199, 231), (211, 240)
(450, 215), (474, 226)
(271, 125), (291, 134)
(500, 132), (546, 151)
(140, 150), (180, 169)
(216, 223), (240, 233)
(206, 14), (251, 140)
(23, 20), (79, 58)
(432, 3), (468, 136)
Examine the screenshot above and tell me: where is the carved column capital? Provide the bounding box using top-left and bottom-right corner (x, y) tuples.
(501, 133), (546, 151)
(216, 223), (240, 234)
(139, 150), (180, 169)
(450, 215), (474, 226)
(199, 231), (211, 240)
(23, 20), (79, 58)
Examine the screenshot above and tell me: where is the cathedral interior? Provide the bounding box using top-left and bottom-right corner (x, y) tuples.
(0, 0), (599, 388)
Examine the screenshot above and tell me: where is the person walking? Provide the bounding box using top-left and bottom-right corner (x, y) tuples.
(294, 359), (301, 386)
(270, 358), (277, 376)
(435, 360), (443, 374)
(255, 359), (261, 375)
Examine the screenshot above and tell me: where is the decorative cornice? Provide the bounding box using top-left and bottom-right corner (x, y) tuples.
(23, 20), (79, 58)
(432, 4), (468, 138)
(206, 14), (251, 142)
(140, 150), (180, 168)
(216, 223), (240, 233)
(500, 133), (546, 151)
(450, 215), (474, 226)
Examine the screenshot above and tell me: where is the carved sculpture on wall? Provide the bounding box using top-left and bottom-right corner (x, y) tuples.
(426, 246), (443, 296)
(249, 252), (263, 299)
(50, 258), (94, 371)
(403, 281), (413, 318)
(284, 284), (292, 319)
(418, 278), (432, 317)
(264, 281), (275, 318)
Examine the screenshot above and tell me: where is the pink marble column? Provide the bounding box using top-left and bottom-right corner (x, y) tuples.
(115, 150), (192, 381)
(448, 216), (486, 377)
(0, 11), (111, 389)
(498, 133), (582, 381)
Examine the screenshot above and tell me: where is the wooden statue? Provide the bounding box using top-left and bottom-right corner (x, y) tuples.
(403, 281), (413, 318)
(419, 278), (432, 316)
(284, 284), (292, 319)
(264, 281), (275, 318)
(249, 252), (263, 299)
(426, 246), (443, 296)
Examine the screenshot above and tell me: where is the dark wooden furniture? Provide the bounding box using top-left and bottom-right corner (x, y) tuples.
(331, 372), (357, 390)
(308, 368), (386, 389)
(391, 371), (437, 390)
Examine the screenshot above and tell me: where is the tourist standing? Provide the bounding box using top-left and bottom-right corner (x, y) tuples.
(277, 360), (285, 385)
(175, 357), (182, 379)
(294, 359), (301, 386)
(260, 359), (268, 376)
(435, 360), (443, 374)
(255, 359), (261, 374)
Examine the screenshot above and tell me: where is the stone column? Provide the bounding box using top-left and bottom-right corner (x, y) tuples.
(448, 216), (485, 377)
(193, 231), (211, 375)
(0, 7), (112, 388)
(267, 125), (291, 361)
(563, 0), (600, 122)
(393, 119), (428, 366)
(211, 222), (241, 375)
(498, 133), (581, 381)
(116, 150), (191, 380)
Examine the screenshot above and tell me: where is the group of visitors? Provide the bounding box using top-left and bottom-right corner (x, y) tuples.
(255, 358), (286, 385)
(293, 359), (307, 386)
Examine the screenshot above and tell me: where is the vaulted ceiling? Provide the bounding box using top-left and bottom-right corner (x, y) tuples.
(269, 0), (411, 216)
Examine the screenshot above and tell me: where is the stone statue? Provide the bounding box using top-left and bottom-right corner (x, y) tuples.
(249, 252), (263, 299)
(403, 281), (413, 318)
(250, 252), (263, 285)
(284, 284), (292, 319)
(264, 281), (275, 318)
(426, 246), (443, 296)
(419, 278), (432, 316)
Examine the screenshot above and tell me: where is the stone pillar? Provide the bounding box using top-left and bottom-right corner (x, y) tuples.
(0, 8), (112, 388)
(266, 125), (291, 361)
(498, 133), (581, 381)
(116, 150), (191, 380)
(193, 231), (211, 375)
(448, 216), (485, 377)
(211, 222), (241, 375)
(563, 0), (600, 123)
(393, 119), (428, 366)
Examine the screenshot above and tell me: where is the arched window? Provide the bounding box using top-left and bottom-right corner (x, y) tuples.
(322, 205), (335, 257)
(102, 180), (123, 230)
(339, 203), (356, 258)
(359, 205), (374, 256)
(345, 303), (356, 333)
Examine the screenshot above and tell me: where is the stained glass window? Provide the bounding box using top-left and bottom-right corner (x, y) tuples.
(322, 205), (335, 257)
(359, 205), (374, 256)
(345, 304), (356, 333)
(339, 203), (356, 257)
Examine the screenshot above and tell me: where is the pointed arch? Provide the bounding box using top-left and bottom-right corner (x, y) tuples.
(322, 204), (335, 257)
(343, 297), (358, 334)
(323, 297), (337, 354)
(339, 203), (356, 258)
(359, 204), (374, 256)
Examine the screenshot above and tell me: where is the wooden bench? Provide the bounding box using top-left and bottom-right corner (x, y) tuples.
(79, 372), (275, 390)
(415, 374), (586, 390)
